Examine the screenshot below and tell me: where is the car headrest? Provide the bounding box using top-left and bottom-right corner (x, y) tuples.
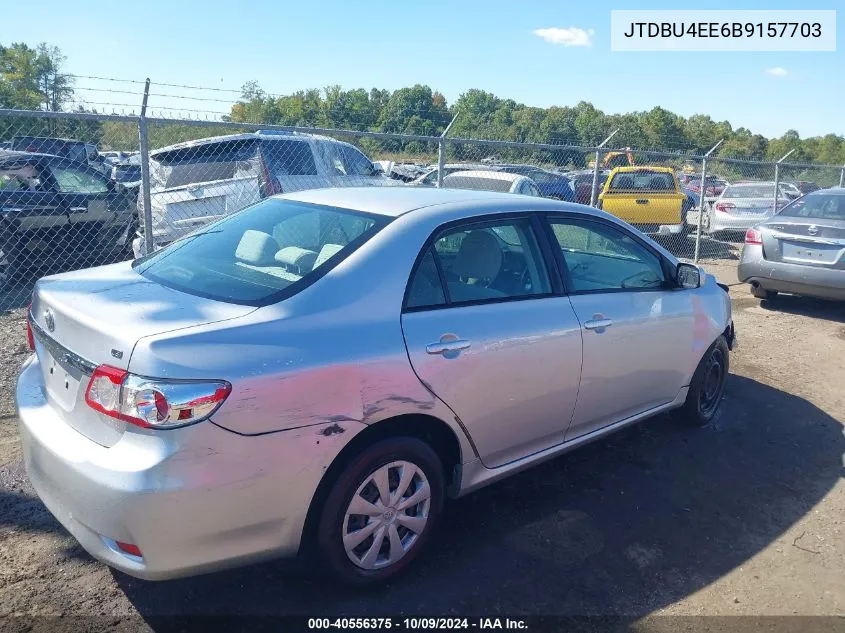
(451, 230), (502, 281)
(313, 243), (344, 270)
(274, 246), (318, 272)
(235, 230), (277, 266)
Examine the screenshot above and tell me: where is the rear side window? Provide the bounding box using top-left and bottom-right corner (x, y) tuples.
(260, 139), (318, 176)
(608, 171), (675, 192)
(133, 198), (388, 306)
(47, 165), (108, 193)
(404, 218), (551, 310)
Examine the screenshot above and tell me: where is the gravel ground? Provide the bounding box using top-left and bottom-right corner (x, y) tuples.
(0, 260), (843, 631)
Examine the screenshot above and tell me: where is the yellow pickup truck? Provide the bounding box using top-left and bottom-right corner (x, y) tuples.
(597, 167), (687, 236)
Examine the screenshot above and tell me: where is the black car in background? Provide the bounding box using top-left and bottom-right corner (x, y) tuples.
(0, 152), (136, 287)
(9, 136), (106, 173)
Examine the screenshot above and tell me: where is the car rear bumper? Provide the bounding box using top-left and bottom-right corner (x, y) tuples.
(17, 355), (365, 580)
(738, 245), (845, 301)
(633, 223), (685, 235)
(711, 214), (769, 233)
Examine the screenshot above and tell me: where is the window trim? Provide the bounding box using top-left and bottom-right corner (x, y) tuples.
(541, 213), (678, 296)
(401, 212), (561, 314)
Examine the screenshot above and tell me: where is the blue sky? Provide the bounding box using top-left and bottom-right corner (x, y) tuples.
(4, 0), (842, 138)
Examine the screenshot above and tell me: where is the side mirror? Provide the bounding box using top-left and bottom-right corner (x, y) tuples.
(677, 262), (701, 289)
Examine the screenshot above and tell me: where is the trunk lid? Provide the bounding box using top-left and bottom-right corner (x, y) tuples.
(759, 219), (845, 269)
(30, 261), (256, 446)
(601, 191), (685, 225)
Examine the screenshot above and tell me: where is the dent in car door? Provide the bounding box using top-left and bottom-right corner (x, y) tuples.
(545, 216), (693, 440)
(400, 218), (583, 468)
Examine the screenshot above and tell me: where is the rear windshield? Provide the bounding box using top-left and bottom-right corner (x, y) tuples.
(133, 198), (389, 306)
(445, 175), (512, 192)
(149, 138), (317, 189)
(778, 193), (845, 221)
(607, 171), (675, 192)
(722, 185), (774, 198)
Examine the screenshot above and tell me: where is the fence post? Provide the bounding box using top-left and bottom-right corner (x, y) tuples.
(693, 139), (724, 264)
(589, 129), (619, 207)
(437, 113), (459, 188)
(138, 78), (154, 256)
(840, 165), (845, 188)
(773, 149), (796, 214)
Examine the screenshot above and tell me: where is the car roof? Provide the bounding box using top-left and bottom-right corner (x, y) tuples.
(149, 130), (340, 155)
(611, 166), (674, 174)
(806, 187), (845, 196)
(280, 185), (557, 217)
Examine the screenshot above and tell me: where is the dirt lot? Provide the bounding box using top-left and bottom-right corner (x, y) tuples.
(0, 260), (843, 630)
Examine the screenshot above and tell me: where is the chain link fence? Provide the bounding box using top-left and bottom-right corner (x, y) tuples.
(1, 108), (842, 308)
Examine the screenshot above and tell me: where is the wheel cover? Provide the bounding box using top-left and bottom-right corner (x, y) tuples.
(342, 460), (431, 570)
(698, 347), (726, 417)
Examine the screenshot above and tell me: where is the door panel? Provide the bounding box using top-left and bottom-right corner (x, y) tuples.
(565, 291), (692, 440)
(545, 215), (694, 440)
(402, 298), (583, 468)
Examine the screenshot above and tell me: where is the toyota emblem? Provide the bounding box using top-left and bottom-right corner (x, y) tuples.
(807, 225), (819, 236)
(44, 309), (55, 333)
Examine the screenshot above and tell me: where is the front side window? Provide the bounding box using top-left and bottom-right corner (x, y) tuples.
(47, 164), (108, 193)
(548, 218), (666, 292)
(405, 218), (551, 309)
(134, 198), (389, 305)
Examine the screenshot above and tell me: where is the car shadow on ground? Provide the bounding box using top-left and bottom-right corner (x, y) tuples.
(759, 295), (845, 325)
(109, 374), (844, 624)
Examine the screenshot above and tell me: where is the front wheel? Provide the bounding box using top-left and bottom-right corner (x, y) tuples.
(315, 438), (444, 586)
(676, 336), (729, 427)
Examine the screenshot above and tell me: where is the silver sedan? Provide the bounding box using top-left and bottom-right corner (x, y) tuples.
(17, 187), (734, 585)
(738, 188), (845, 301)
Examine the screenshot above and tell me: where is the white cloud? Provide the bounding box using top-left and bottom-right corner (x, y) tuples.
(766, 67), (789, 77)
(533, 27), (595, 47)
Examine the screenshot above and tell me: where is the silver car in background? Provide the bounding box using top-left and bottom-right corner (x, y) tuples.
(695, 182), (790, 237)
(738, 188), (845, 301)
(18, 187), (733, 586)
(442, 170), (540, 196)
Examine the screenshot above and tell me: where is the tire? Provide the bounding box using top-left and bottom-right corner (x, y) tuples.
(751, 286), (778, 301)
(676, 335), (729, 427)
(315, 437), (445, 586)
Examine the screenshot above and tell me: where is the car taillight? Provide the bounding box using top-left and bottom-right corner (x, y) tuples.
(260, 160), (282, 196)
(745, 228), (763, 245)
(26, 303), (35, 351)
(714, 202), (735, 213)
(85, 364), (231, 429)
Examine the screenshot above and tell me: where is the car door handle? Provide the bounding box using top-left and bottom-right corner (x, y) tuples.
(69, 206), (87, 213)
(426, 339), (471, 354)
(584, 319), (613, 330)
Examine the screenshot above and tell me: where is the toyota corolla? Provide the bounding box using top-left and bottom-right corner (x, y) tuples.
(17, 187), (734, 585)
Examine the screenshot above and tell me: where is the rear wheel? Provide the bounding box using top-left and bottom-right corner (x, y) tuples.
(676, 336), (729, 427)
(315, 438), (444, 586)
